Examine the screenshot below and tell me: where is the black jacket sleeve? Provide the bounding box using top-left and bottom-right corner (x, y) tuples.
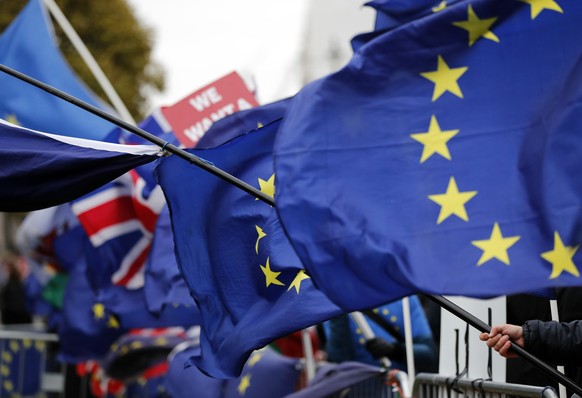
(523, 320), (582, 366)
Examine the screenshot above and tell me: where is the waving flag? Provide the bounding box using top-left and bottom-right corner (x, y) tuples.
(156, 119), (342, 378)
(144, 206), (197, 314)
(71, 111), (171, 291)
(0, 0), (115, 139)
(0, 119), (159, 212)
(274, 0), (582, 311)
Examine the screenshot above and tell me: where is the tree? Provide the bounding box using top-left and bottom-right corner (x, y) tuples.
(0, 0), (164, 120)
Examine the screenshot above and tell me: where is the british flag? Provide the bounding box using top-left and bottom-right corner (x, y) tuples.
(71, 111), (171, 290)
(71, 167), (165, 290)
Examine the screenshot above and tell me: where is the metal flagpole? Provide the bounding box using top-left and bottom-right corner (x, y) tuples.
(401, 297), (415, 391)
(0, 64), (273, 206)
(425, 294), (582, 396)
(42, 0), (136, 125)
(549, 299), (567, 398)
(1, 64), (580, 396)
(349, 311), (392, 369)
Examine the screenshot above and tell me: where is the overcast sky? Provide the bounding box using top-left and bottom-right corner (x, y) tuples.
(125, 0), (312, 111)
(125, 1), (375, 112)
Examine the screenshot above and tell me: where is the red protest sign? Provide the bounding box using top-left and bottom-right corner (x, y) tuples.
(161, 71), (258, 147)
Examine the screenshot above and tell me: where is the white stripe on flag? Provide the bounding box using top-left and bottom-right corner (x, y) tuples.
(71, 183), (132, 214)
(111, 234), (151, 288)
(89, 220), (144, 247)
(0, 118), (161, 155)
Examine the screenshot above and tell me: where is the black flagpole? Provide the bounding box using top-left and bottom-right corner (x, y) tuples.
(425, 294), (582, 395)
(2, 64), (580, 395)
(0, 64), (274, 207)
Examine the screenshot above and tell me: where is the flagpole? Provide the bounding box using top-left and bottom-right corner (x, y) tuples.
(424, 295), (582, 396)
(42, 0), (136, 125)
(2, 64), (579, 396)
(0, 64), (274, 206)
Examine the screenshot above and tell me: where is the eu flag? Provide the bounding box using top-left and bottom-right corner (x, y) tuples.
(0, 0), (116, 139)
(274, 0), (582, 311)
(155, 119), (343, 378)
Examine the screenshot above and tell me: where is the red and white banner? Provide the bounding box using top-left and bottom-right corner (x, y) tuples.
(162, 71), (258, 147)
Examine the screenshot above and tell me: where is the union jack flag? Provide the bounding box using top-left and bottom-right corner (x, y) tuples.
(71, 169), (165, 290)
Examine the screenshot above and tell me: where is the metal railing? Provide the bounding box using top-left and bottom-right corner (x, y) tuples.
(413, 373), (559, 398)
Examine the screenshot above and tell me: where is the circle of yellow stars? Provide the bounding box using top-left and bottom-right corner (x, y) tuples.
(412, 0), (575, 279)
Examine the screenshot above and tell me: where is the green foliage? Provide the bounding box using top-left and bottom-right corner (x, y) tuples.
(0, 0), (164, 120)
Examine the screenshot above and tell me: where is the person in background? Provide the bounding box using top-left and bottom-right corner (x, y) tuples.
(0, 254), (32, 325)
(324, 295), (438, 373)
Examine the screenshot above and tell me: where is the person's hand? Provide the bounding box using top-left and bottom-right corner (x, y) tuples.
(479, 324), (524, 359)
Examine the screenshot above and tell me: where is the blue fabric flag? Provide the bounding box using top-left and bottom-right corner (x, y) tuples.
(144, 206), (197, 314)
(196, 98), (290, 149)
(283, 361), (386, 398)
(57, 225), (127, 362)
(0, 337), (45, 396)
(155, 119), (343, 378)
(274, 0), (582, 311)
(166, 346), (300, 398)
(0, 119), (159, 212)
(221, 348), (300, 398)
(164, 345), (225, 398)
(0, 0), (116, 139)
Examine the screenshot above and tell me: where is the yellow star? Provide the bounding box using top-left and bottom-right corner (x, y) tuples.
(3, 380), (13, 392)
(130, 341), (143, 350)
(257, 122), (264, 128)
(472, 223), (521, 266)
(255, 225), (266, 254)
(107, 315), (120, 329)
(452, 5), (499, 46)
(238, 374), (252, 395)
(9, 340), (19, 352)
(287, 270), (311, 294)
(541, 232), (580, 279)
(154, 337), (168, 346)
(428, 177), (477, 224)
(0, 365), (9, 377)
(256, 173), (275, 200)
(519, 0), (563, 19)
(420, 55), (468, 101)
(410, 115), (459, 163)
(260, 257), (285, 287)
(432, 1), (446, 12)
(4, 114), (19, 125)
(93, 303), (105, 319)
(247, 352), (262, 366)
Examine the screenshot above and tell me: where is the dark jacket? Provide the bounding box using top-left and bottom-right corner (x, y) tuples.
(523, 319), (582, 366)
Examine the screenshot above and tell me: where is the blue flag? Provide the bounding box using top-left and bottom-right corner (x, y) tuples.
(0, 0), (116, 139)
(144, 206), (197, 314)
(57, 226), (127, 362)
(155, 119), (343, 378)
(0, 337), (45, 396)
(274, 0), (582, 311)
(166, 346), (300, 398)
(0, 119), (159, 212)
(196, 97), (290, 149)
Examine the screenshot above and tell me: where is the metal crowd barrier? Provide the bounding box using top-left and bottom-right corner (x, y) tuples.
(325, 369), (409, 398)
(413, 373), (559, 398)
